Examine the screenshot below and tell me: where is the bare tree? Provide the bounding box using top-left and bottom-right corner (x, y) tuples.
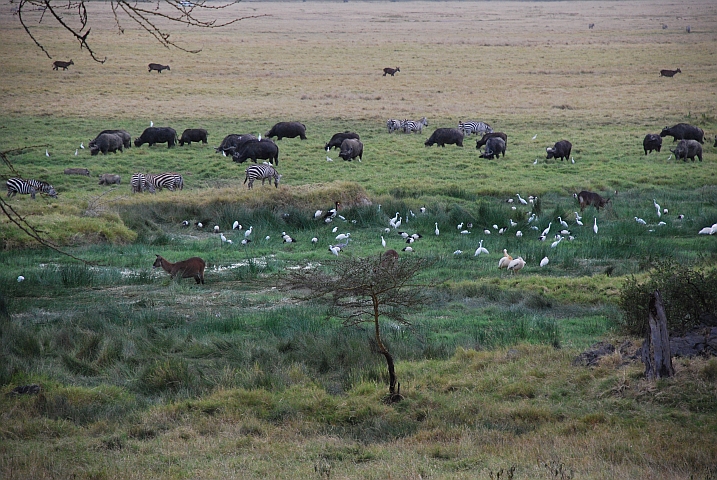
(281, 251), (436, 403)
(12, 0), (264, 63)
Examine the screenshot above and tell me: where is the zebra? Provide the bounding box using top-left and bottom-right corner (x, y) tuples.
(402, 117), (428, 134)
(458, 121), (493, 136)
(130, 173), (155, 193)
(386, 119), (404, 133)
(145, 173), (183, 192)
(6, 178), (57, 199)
(244, 163), (282, 189)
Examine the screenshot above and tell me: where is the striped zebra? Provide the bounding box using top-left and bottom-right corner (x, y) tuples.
(6, 178), (57, 199)
(458, 120), (493, 136)
(145, 173), (184, 192)
(402, 117), (428, 134)
(244, 163), (281, 189)
(386, 119), (404, 133)
(130, 173), (154, 193)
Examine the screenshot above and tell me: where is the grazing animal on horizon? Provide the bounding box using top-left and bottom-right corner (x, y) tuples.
(98, 174), (121, 185)
(386, 119), (404, 133)
(179, 128), (208, 146)
(459, 121), (493, 136)
(52, 59), (74, 70)
(134, 127), (178, 148)
(546, 140), (572, 161)
(383, 67), (400, 76)
(425, 128), (464, 147)
(244, 164), (281, 189)
(6, 178), (57, 199)
(148, 63), (170, 73)
(90, 133), (124, 155)
(153, 255), (205, 284)
(402, 117), (428, 134)
(325, 131), (360, 151)
(480, 137), (506, 159)
(232, 139), (279, 166)
(475, 132), (507, 149)
(670, 139), (703, 162)
(64, 168), (90, 176)
(576, 190), (610, 211)
(338, 138), (363, 162)
(265, 121), (307, 140)
(660, 68), (681, 77)
(660, 123), (704, 144)
(643, 134), (662, 155)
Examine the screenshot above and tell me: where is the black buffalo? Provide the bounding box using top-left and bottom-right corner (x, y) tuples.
(92, 129), (132, 149)
(475, 132), (508, 150)
(670, 139), (703, 162)
(265, 122), (307, 140)
(338, 138), (363, 162)
(546, 140), (572, 161)
(325, 131), (360, 151)
(232, 139), (279, 166)
(643, 134), (662, 155)
(660, 123), (704, 144)
(424, 128), (464, 147)
(134, 127), (177, 148)
(179, 128), (208, 146)
(215, 134), (257, 154)
(480, 137), (506, 159)
(90, 133), (124, 155)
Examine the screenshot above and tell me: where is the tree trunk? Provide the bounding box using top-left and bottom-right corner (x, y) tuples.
(642, 290), (674, 380)
(373, 294), (402, 402)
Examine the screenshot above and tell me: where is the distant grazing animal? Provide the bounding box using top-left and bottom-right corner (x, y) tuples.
(215, 133), (256, 154)
(90, 133), (124, 155)
(131, 173), (154, 193)
(244, 164), (281, 189)
(402, 117), (428, 134)
(576, 190), (610, 211)
(588, 23), (595, 29)
(660, 123), (704, 144)
(6, 178), (57, 199)
(383, 67), (400, 76)
(98, 173), (121, 185)
(232, 139), (279, 166)
(475, 132), (507, 149)
(670, 139), (703, 162)
(425, 128), (464, 147)
(134, 127), (178, 148)
(64, 168), (90, 176)
(386, 119), (404, 133)
(338, 138), (363, 162)
(546, 140), (572, 161)
(379, 249), (400, 269)
(153, 255), (205, 284)
(179, 128), (208, 146)
(479, 137), (506, 159)
(148, 63), (170, 73)
(459, 121), (493, 136)
(660, 68), (681, 77)
(685, 25), (691, 33)
(52, 59), (74, 70)
(145, 173), (184, 192)
(643, 134), (662, 154)
(265, 121), (307, 140)
(92, 129), (132, 149)
(325, 131), (360, 151)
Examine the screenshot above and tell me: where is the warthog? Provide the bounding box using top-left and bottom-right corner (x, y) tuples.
(98, 174), (121, 185)
(64, 168), (90, 176)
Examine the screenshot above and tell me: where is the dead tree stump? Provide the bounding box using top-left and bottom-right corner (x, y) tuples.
(641, 290), (674, 379)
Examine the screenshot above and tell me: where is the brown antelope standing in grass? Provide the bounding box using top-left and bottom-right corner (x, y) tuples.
(153, 255), (205, 284)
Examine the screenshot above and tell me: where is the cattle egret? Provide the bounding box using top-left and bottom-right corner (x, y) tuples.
(220, 233), (227, 243)
(213, 225), (220, 233)
(335, 233), (350, 241)
(435, 223), (440, 236)
(667, 154), (672, 161)
(506, 198), (514, 203)
(222, 150), (227, 157)
(461, 230), (470, 235)
(635, 217), (647, 225)
(150, 120), (153, 127)
(532, 134), (538, 140)
(453, 250), (462, 255)
(245, 226), (253, 237)
(574, 211), (582, 221)
(402, 246), (413, 252)
(558, 216), (569, 229)
(541, 223), (552, 237)
(257, 134), (261, 141)
(498, 249), (513, 269)
(326, 156), (333, 162)
(576, 219), (584, 226)
(540, 257), (549, 267)
(510, 219), (517, 228)
(197, 222), (203, 228)
(17, 275), (25, 282)
(533, 158), (538, 165)
(45, 149), (50, 157)
(312, 237), (318, 244)
(265, 236), (270, 241)
(233, 221), (240, 230)
(493, 224), (499, 230)
(74, 149), (78, 156)
(512, 206), (517, 211)
(516, 194), (528, 205)
(474, 240), (489, 256)
(329, 245), (340, 256)
(484, 229), (491, 235)
(593, 218), (598, 234)
(80, 142), (84, 149)
(507, 257), (526, 274)
(381, 236), (386, 247)
(241, 239), (251, 245)
(332, 226), (338, 233)
(516, 230), (523, 238)
(419, 206), (426, 214)
(571, 156), (575, 164)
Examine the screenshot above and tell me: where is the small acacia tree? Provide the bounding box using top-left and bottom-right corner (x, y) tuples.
(281, 250), (435, 403)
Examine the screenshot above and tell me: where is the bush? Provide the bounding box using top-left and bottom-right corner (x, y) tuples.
(618, 260), (717, 335)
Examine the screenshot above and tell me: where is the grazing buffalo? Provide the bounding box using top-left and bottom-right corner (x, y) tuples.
(670, 139), (703, 162)
(660, 123), (704, 144)
(424, 128), (464, 147)
(475, 132), (508, 150)
(179, 128), (208, 146)
(479, 137), (506, 159)
(153, 255), (205, 284)
(134, 127), (178, 148)
(98, 174), (121, 185)
(546, 140), (572, 161)
(90, 133), (124, 155)
(265, 121), (307, 140)
(92, 129), (132, 149)
(148, 63), (170, 73)
(215, 134), (257, 154)
(338, 138), (363, 162)
(232, 139), (279, 166)
(383, 67), (400, 76)
(64, 168), (90, 176)
(325, 131), (360, 151)
(576, 190), (610, 211)
(643, 134), (662, 155)
(52, 60), (74, 70)
(660, 68), (681, 77)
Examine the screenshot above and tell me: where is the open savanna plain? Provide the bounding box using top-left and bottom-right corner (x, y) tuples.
(2, 1), (717, 478)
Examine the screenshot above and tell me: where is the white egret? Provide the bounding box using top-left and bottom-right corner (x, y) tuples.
(435, 223), (440, 236)
(541, 223), (552, 237)
(220, 233), (227, 243)
(654, 199), (661, 217)
(558, 216), (569, 229)
(540, 257), (549, 267)
(245, 226), (253, 237)
(516, 194), (528, 205)
(17, 275), (25, 282)
(332, 226), (338, 233)
(593, 218), (598, 234)
(381, 236), (386, 248)
(474, 240), (489, 256)
(635, 217), (647, 225)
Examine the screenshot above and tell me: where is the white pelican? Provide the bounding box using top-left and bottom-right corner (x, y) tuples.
(507, 257), (526, 274)
(498, 249), (512, 269)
